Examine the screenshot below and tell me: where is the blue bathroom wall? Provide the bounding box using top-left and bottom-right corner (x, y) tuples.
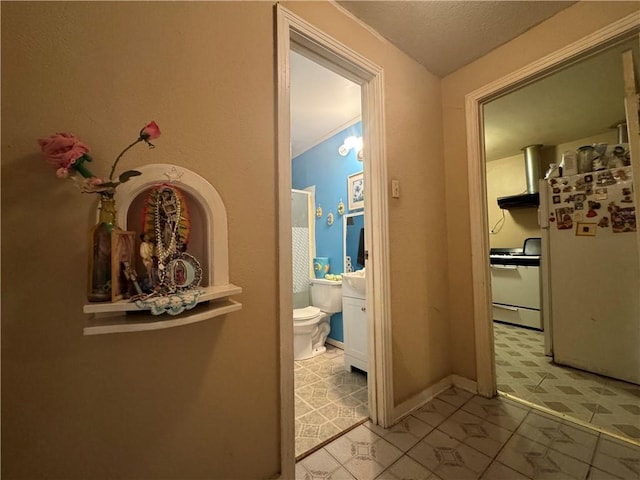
(292, 121), (363, 343)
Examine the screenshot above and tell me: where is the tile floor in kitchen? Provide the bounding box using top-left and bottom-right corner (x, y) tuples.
(494, 321), (640, 444)
(295, 326), (640, 479)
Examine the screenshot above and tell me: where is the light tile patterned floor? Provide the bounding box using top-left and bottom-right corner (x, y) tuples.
(295, 388), (640, 480)
(295, 345), (368, 457)
(494, 322), (640, 444)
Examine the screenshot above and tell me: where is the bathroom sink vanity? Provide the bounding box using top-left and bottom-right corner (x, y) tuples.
(342, 271), (367, 373)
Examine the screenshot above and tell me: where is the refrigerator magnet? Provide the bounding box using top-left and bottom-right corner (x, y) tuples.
(552, 195), (561, 204)
(576, 222), (597, 236)
(575, 201), (584, 211)
(598, 216), (610, 228)
(595, 188), (608, 200)
(556, 207), (574, 230)
(584, 174), (593, 184)
(611, 206), (637, 233)
(586, 209), (598, 218)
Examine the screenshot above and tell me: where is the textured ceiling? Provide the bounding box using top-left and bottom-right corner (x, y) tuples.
(336, 1), (577, 77)
(291, 2), (636, 161)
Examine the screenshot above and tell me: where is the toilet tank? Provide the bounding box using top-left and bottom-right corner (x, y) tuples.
(309, 279), (342, 313)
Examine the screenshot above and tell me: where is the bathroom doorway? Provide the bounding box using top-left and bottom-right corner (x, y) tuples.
(277, 5), (393, 472)
(290, 48), (369, 459)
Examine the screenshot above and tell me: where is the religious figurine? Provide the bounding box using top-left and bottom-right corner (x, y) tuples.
(139, 232), (155, 282)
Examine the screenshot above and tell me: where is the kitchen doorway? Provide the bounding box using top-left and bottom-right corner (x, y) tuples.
(468, 18), (640, 441)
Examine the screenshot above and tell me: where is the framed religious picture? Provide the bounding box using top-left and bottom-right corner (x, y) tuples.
(347, 171), (364, 210)
(111, 230), (137, 302)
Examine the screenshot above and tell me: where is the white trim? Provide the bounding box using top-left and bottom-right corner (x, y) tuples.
(465, 13), (640, 398)
(392, 376), (453, 422)
(325, 338), (345, 350)
(277, 5), (393, 477)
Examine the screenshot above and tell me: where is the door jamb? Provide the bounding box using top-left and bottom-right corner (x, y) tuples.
(466, 13), (640, 397)
(276, 4), (393, 476)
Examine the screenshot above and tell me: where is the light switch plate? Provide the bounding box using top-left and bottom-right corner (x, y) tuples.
(391, 179), (400, 198)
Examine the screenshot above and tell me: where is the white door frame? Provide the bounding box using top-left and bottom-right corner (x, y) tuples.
(466, 12), (640, 397)
(276, 5), (393, 476)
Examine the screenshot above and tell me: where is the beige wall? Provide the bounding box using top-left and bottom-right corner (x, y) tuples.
(1, 2), (277, 478)
(281, 2), (451, 406)
(2, 1), (449, 477)
(442, 1), (640, 380)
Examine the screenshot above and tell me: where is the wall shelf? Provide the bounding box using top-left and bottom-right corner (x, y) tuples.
(83, 287), (242, 336)
(83, 164), (243, 336)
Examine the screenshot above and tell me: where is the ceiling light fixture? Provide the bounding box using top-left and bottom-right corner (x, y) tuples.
(338, 136), (363, 161)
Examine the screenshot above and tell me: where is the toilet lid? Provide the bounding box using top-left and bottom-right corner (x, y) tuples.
(293, 306), (321, 321)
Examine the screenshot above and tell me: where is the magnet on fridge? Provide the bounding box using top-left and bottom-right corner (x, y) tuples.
(595, 188), (608, 200)
(575, 202), (584, 211)
(598, 216), (610, 228)
(586, 209), (597, 218)
(553, 187), (561, 194)
(588, 201), (601, 210)
(563, 186), (573, 193)
(576, 222), (597, 236)
(553, 195), (561, 204)
(584, 174), (593, 183)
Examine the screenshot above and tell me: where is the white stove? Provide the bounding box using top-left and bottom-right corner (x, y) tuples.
(490, 238), (542, 330)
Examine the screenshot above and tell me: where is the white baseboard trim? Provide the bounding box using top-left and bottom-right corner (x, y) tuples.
(452, 375), (478, 395)
(392, 376), (453, 422)
(326, 338), (344, 350)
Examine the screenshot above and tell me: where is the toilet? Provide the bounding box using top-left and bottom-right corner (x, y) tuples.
(293, 278), (342, 360)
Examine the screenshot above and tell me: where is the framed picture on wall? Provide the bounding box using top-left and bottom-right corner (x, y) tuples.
(347, 171), (364, 210)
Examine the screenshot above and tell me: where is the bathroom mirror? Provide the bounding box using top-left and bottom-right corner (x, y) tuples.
(343, 212), (364, 272)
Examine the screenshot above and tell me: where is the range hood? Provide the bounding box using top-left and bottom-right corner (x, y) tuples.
(497, 144), (542, 209)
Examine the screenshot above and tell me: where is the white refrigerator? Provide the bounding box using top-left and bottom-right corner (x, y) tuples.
(540, 165), (640, 385)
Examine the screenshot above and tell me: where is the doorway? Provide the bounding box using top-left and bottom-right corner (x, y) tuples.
(276, 4), (393, 475)
(289, 48), (368, 457)
(467, 17), (640, 443)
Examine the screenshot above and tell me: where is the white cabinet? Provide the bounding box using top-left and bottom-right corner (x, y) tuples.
(343, 296), (368, 372)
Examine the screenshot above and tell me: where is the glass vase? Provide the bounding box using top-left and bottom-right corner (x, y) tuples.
(87, 196), (120, 302)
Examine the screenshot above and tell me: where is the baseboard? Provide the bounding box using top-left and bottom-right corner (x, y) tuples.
(392, 376), (453, 422)
(452, 375), (478, 394)
(326, 338), (344, 350)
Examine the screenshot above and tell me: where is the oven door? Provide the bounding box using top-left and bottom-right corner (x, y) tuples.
(490, 263), (542, 329)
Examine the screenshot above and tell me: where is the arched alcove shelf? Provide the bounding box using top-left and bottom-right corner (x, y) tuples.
(83, 164), (242, 335)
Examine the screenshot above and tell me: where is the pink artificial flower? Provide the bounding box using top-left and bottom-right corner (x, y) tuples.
(56, 167), (69, 179)
(140, 121), (161, 140)
(38, 132), (90, 169)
